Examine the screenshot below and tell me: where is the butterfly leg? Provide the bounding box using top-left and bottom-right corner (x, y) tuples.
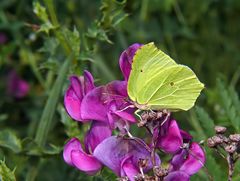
(134, 109), (143, 121)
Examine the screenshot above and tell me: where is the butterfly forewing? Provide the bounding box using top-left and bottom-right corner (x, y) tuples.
(128, 42), (204, 111)
(128, 42), (176, 103)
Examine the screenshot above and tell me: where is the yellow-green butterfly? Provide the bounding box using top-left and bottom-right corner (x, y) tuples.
(127, 42), (204, 111)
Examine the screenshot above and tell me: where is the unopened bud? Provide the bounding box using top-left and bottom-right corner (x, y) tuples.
(224, 144), (237, 154)
(118, 176), (129, 181)
(214, 126), (227, 134)
(212, 135), (223, 144)
(229, 134), (240, 142)
(207, 138), (216, 148)
(153, 166), (168, 177)
(144, 176), (156, 181)
(134, 174), (144, 181)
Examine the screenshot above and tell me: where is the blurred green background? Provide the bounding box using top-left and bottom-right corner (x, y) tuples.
(0, 0), (240, 180)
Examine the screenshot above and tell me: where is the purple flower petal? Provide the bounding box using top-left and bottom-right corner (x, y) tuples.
(157, 120), (183, 154)
(83, 70), (95, 93)
(180, 130), (192, 142)
(179, 142), (205, 175)
(63, 137), (102, 175)
(71, 150), (102, 175)
(81, 80), (136, 124)
(64, 72), (95, 122)
(119, 43), (142, 80)
(164, 171), (190, 181)
(0, 32), (7, 44)
(7, 70), (30, 98)
(84, 121), (112, 154)
(170, 142), (205, 175)
(63, 138), (83, 166)
(93, 136), (160, 176)
(64, 83), (82, 121)
(121, 156), (140, 181)
(81, 86), (108, 121)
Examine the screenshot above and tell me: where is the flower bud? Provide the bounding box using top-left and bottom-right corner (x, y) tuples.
(118, 176), (129, 181)
(224, 144), (237, 154)
(229, 134), (240, 142)
(214, 126), (227, 134)
(212, 136), (223, 144)
(153, 166), (168, 177)
(207, 138), (216, 148)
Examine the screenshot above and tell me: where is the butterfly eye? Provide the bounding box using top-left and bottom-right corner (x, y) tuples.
(170, 82), (174, 86)
(140, 69), (143, 72)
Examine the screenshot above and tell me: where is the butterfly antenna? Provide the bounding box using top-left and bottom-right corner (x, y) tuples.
(134, 109), (143, 122)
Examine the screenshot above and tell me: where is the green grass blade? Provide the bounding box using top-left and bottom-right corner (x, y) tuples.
(35, 54), (72, 146)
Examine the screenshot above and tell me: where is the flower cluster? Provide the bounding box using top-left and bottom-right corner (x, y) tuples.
(63, 43), (205, 181)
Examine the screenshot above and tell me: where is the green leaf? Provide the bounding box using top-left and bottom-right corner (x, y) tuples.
(86, 23), (113, 44)
(205, 149), (227, 180)
(0, 160), (16, 181)
(195, 106), (215, 137)
(99, 0), (128, 29)
(22, 138), (61, 156)
(38, 21), (56, 34)
(33, 1), (56, 34)
(62, 27), (80, 57)
(0, 130), (22, 153)
(59, 106), (81, 138)
(33, 1), (48, 22)
(217, 78), (240, 131)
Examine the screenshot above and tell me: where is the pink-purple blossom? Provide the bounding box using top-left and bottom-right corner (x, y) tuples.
(63, 43), (205, 180)
(63, 121), (111, 175)
(7, 70), (30, 98)
(64, 70), (95, 122)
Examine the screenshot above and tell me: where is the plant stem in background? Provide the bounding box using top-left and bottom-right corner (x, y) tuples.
(43, 0), (71, 54)
(227, 154), (234, 181)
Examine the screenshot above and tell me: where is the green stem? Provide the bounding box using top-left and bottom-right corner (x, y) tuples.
(43, 0), (71, 54)
(140, 0), (148, 21)
(35, 55), (72, 146)
(26, 166), (38, 181)
(27, 50), (46, 89)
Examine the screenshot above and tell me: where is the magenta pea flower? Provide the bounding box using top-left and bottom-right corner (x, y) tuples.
(119, 43), (142, 80)
(7, 70), (30, 98)
(164, 171), (190, 181)
(81, 80), (136, 129)
(63, 121), (111, 175)
(156, 119), (192, 154)
(156, 119), (183, 154)
(64, 70), (95, 122)
(93, 136), (160, 181)
(169, 142), (205, 176)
